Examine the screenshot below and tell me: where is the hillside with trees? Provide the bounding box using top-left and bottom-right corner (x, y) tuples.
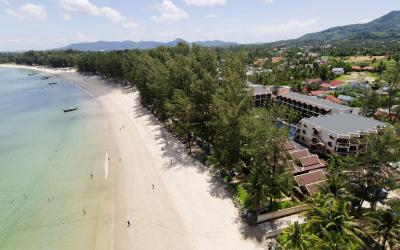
(299, 11), (400, 42)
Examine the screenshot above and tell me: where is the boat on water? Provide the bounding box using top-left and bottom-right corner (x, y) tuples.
(41, 76), (50, 80)
(48, 82), (58, 85)
(28, 73), (38, 76)
(62, 107), (78, 113)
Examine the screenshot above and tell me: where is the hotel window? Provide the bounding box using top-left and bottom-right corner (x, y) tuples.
(328, 142), (333, 147)
(302, 130), (306, 134)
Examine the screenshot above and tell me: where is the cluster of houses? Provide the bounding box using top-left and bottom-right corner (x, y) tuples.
(247, 82), (388, 198)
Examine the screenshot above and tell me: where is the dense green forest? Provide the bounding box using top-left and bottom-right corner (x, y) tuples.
(0, 43), (399, 249)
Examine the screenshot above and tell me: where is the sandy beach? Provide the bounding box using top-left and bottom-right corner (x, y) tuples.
(1, 64), (267, 250)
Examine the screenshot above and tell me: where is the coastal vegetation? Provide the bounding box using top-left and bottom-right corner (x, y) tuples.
(1, 40), (399, 249)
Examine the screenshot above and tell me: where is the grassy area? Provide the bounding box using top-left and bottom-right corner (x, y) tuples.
(235, 184), (249, 205)
(233, 184), (301, 213)
(346, 55), (386, 63)
(335, 72), (378, 83)
(268, 200), (300, 212)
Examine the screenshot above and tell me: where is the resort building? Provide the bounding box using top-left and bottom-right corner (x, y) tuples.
(247, 82), (273, 107)
(284, 141), (327, 198)
(296, 113), (387, 155)
(332, 67), (345, 75)
(276, 92), (354, 117)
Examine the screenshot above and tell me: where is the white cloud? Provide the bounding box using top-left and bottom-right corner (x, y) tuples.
(5, 3), (47, 21)
(264, 0), (274, 4)
(257, 18), (319, 36)
(0, 0), (10, 6)
(152, 1), (188, 23)
(183, 0), (226, 6)
(63, 13), (71, 21)
(100, 6), (124, 23)
(59, 0), (138, 28)
(59, 0), (100, 15)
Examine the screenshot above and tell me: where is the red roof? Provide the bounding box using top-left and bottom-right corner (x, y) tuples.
(330, 80), (344, 87)
(294, 170), (325, 187)
(306, 180), (326, 196)
(352, 66), (362, 71)
(363, 66), (375, 71)
(310, 90), (326, 96)
(300, 163), (326, 172)
(299, 155), (320, 167)
(319, 83), (331, 89)
(290, 149), (310, 160)
(326, 95), (344, 104)
(305, 78), (321, 84)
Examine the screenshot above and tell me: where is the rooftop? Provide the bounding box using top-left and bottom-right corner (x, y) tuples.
(279, 92), (352, 111)
(302, 113), (386, 135)
(294, 170), (325, 187)
(247, 82), (272, 95)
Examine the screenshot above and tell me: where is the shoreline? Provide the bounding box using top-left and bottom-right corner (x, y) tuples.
(1, 64), (267, 249)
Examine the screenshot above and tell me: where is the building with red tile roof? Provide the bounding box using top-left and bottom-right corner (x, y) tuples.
(310, 90), (326, 96)
(330, 80), (344, 87)
(285, 141), (327, 198)
(319, 83), (331, 90)
(325, 95), (344, 104)
(294, 170), (326, 196)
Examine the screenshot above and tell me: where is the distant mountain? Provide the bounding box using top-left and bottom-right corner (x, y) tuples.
(298, 11), (400, 41)
(193, 40), (239, 47)
(56, 38), (238, 51)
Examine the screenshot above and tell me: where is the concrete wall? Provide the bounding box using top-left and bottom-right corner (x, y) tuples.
(257, 204), (309, 224)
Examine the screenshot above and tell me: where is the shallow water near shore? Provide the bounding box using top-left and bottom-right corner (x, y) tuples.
(0, 67), (110, 249)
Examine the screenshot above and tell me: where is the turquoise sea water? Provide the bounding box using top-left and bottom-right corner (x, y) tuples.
(0, 67), (109, 250)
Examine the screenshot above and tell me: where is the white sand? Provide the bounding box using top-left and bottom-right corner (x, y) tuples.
(1, 64), (267, 249)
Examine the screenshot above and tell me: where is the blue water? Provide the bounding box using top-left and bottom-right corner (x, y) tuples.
(0, 67), (110, 250)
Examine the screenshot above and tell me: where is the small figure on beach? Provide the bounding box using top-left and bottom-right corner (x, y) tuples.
(127, 220), (131, 227)
(91, 173), (93, 179)
(161, 146), (164, 150)
(123, 125), (125, 129)
(152, 184), (155, 189)
(83, 210), (86, 215)
(48, 198), (50, 202)
(24, 194), (28, 199)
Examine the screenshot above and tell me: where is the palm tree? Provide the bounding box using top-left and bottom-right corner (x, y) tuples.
(367, 209), (400, 250)
(306, 194), (365, 250)
(321, 156), (347, 198)
(278, 222), (320, 250)
(245, 164), (270, 213)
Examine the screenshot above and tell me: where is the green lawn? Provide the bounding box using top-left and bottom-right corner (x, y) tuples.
(235, 184), (249, 205)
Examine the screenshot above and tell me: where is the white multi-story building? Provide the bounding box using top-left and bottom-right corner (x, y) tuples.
(296, 113), (387, 155)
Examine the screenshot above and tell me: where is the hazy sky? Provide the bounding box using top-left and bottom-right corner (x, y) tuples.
(0, 0), (399, 51)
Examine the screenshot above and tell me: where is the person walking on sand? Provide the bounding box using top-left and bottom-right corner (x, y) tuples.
(83, 209), (86, 215)
(127, 220), (131, 227)
(152, 184), (155, 189)
(90, 173), (93, 179)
